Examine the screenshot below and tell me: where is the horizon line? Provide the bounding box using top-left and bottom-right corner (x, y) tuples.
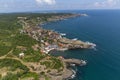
(0, 9), (120, 14)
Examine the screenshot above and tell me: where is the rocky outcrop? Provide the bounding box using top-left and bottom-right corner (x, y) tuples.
(59, 38), (96, 49)
(64, 59), (87, 66)
(17, 13), (95, 80)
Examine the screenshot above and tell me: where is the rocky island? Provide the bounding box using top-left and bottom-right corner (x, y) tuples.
(0, 13), (95, 80)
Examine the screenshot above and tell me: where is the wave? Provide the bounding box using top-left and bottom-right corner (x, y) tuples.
(60, 33), (66, 36)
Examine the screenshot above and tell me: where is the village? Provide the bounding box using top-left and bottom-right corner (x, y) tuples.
(20, 25), (95, 54)
(16, 13), (96, 80)
(18, 15), (96, 54)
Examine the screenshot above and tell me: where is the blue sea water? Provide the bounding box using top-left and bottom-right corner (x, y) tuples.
(42, 10), (120, 80)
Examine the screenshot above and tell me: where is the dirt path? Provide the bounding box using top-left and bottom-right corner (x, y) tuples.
(0, 54), (34, 72)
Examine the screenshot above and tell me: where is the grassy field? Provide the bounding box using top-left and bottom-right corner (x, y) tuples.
(0, 13), (67, 80)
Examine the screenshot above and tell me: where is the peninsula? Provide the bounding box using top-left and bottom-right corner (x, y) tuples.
(0, 13), (95, 80)
(18, 13), (95, 54)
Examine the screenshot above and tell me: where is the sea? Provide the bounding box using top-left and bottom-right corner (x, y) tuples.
(42, 10), (120, 80)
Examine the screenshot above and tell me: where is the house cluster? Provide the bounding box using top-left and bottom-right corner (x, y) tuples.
(18, 14), (95, 54)
(23, 25), (94, 54)
(23, 25), (64, 53)
(24, 26), (61, 41)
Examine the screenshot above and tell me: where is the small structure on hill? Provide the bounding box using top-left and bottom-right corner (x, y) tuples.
(19, 53), (25, 59)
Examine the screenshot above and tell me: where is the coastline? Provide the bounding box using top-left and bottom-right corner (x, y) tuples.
(1, 10), (119, 80)
(18, 13), (95, 80)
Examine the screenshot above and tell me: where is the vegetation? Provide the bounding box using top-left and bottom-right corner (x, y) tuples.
(20, 72), (39, 80)
(1, 73), (18, 80)
(0, 72), (39, 80)
(23, 52), (46, 62)
(50, 57), (64, 69)
(0, 13), (69, 79)
(41, 57), (63, 70)
(0, 59), (29, 71)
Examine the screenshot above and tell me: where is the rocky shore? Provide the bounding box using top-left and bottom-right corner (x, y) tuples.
(46, 58), (87, 80)
(17, 13), (95, 80)
(19, 22), (96, 54)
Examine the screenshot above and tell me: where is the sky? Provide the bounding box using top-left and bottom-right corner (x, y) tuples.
(0, 0), (120, 13)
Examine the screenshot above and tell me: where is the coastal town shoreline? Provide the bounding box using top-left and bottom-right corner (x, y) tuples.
(18, 13), (95, 80)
